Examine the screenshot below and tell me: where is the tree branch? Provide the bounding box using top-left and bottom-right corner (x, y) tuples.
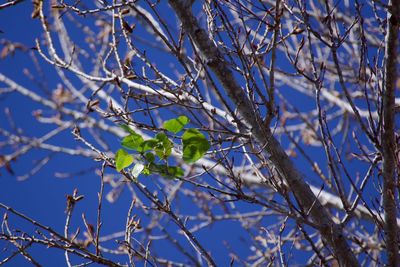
(382, 0), (399, 265)
(168, 0), (359, 265)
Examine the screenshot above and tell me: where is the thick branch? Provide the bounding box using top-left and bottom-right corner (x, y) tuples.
(382, 1), (399, 266)
(168, 1), (359, 266)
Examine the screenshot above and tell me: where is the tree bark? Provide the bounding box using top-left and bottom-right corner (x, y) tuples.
(382, 1), (400, 266)
(168, 0), (360, 266)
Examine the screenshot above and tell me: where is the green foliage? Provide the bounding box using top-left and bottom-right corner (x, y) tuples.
(149, 163), (184, 178)
(154, 133), (173, 159)
(182, 129), (210, 163)
(163, 115), (190, 134)
(115, 149), (134, 172)
(121, 132), (144, 150)
(138, 139), (158, 152)
(115, 116), (210, 179)
(145, 152), (155, 163)
(119, 124), (137, 134)
(142, 166), (151, 175)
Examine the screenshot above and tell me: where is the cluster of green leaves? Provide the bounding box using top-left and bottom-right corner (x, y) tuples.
(114, 116), (210, 179)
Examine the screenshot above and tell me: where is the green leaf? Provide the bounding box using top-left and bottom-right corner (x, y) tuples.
(138, 139), (158, 152)
(163, 116), (190, 134)
(182, 129), (210, 163)
(145, 152), (155, 163)
(182, 144), (201, 163)
(119, 124), (136, 134)
(131, 163), (145, 178)
(155, 133), (172, 158)
(121, 132), (144, 150)
(155, 133), (168, 142)
(150, 163), (184, 178)
(165, 166), (184, 178)
(115, 149), (134, 172)
(142, 166), (151, 175)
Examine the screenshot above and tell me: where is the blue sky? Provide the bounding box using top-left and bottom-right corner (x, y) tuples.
(0, 3), (256, 266)
(0, 1), (388, 266)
